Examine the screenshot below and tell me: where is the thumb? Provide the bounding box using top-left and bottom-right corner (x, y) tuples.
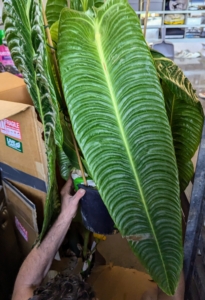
(72, 188), (86, 202)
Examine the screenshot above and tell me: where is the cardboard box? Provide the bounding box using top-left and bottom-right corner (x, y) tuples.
(3, 179), (39, 257)
(0, 72), (33, 105)
(88, 265), (157, 300)
(0, 100), (47, 182)
(0, 72), (47, 189)
(0, 72), (48, 255)
(7, 179), (46, 231)
(0, 184), (22, 299)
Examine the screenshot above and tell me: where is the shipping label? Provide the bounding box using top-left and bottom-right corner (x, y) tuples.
(0, 118), (22, 140)
(5, 136), (23, 153)
(15, 216), (28, 241)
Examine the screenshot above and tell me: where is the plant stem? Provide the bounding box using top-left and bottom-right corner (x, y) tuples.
(42, 9), (65, 103)
(69, 125), (88, 185)
(41, 4), (87, 186)
(83, 230), (90, 259)
(144, 0), (150, 38)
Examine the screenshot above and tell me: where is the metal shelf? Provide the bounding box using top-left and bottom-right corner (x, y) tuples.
(149, 38), (205, 43)
(141, 24), (205, 28)
(137, 6), (205, 43)
(136, 10), (205, 14)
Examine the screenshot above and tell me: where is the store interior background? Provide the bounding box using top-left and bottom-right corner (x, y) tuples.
(0, 0), (205, 256)
(0, 0), (205, 297)
(0, 0), (205, 268)
(1, 0), (205, 103)
(0, 1), (205, 299)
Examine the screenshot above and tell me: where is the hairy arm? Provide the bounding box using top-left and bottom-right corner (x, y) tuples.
(12, 178), (85, 300)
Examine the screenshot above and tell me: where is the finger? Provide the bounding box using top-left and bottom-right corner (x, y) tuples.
(61, 176), (72, 196)
(72, 188), (86, 202)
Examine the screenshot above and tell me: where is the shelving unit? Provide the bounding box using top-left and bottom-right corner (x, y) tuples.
(129, 0), (205, 43)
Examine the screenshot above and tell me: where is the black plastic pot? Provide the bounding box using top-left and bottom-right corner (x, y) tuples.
(78, 184), (115, 235)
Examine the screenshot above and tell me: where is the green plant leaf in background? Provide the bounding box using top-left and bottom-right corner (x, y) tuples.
(151, 50), (204, 191)
(46, 0), (68, 27)
(3, 0), (71, 239)
(46, 0), (105, 25)
(58, 0), (183, 294)
(50, 20), (59, 45)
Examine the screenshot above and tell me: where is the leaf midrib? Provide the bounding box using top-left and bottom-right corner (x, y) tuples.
(170, 95), (176, 127)
(95, 20), (169, 289)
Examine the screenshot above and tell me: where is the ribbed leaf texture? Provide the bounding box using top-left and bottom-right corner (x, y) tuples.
(46, 0), (67, 27)
(50, 20), (59, 45)
(70, 0), (104, 11)
(151, 50), (204, 191)
(58, 0), (183, 294)
(45, 0), (104, 28)
(3, 0), (71, 239)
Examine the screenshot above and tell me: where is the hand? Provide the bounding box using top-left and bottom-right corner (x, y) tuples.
(60, 177), (85, 219)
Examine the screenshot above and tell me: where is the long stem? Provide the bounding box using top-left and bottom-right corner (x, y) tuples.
(69, 124), (88, 185)
(144, 0), (150, 38)
(41, 4), (87, 186)
(42, 10), (65, 103)
(83, 230), (90, 259)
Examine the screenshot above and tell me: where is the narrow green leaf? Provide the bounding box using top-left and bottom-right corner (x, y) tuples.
(151, 51), (204, 191)
(58, 0), (182, 294)
(3, 0), (69, 238)
(57, 145), (72, 180)
(60, 113), (80, 169)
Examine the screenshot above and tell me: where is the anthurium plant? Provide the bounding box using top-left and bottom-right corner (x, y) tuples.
(3, 0), (204, 294)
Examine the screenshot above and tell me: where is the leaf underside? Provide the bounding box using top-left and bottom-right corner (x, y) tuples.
(58, 0), (183, 294)
(151, 51), (204, 191)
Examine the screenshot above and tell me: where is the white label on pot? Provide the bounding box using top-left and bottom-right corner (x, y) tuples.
(15, 216), (28, 241)
(0, 118), (21, 140)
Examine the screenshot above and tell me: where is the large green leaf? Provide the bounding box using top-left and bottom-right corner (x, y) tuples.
(3, 0), (70, 238)
(58, 0), (182, 294)
(151, 51), (204, 191)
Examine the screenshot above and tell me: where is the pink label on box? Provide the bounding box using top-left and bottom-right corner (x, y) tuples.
(15, 216), (28, 241)
(0, 45), (14, 66)
(0, 118), (22, 140)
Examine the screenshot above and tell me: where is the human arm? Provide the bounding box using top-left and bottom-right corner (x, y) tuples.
(12, 178), (85, 300)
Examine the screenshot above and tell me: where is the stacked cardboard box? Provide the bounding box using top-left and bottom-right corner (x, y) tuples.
(0, 72), (47, 257)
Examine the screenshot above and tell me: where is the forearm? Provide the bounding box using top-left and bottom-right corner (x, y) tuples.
(12, 210), (73, 298)
(12, 179), (84, 300)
